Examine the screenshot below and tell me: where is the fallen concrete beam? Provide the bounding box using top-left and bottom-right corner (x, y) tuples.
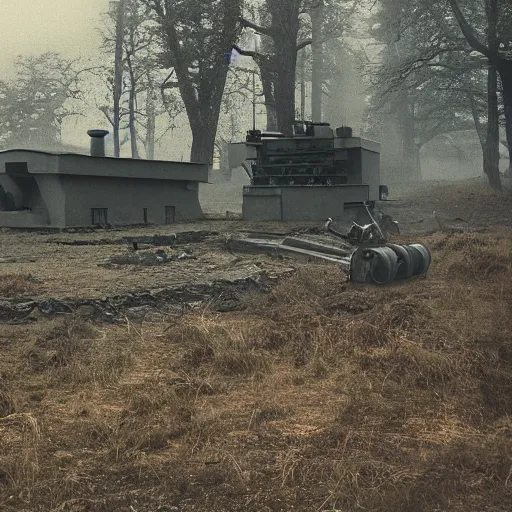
(281, 237), (352, 258)
(227, 237), (351, 269)
(277, 245), (351, 269)
(239, 230), (290, 238)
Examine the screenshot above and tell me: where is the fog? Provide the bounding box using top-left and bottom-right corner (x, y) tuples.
(0, 0), (107, 75)
(0, 0), (509, 184)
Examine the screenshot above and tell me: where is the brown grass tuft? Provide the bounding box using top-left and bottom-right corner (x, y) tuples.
(22, 316), (132, 386)
(170, 318), (271, 377)
(0, 413), (41, 503)
(0, 382), (15, 418)
(0, 273), (39, 297)
(435, 233), (512, 280)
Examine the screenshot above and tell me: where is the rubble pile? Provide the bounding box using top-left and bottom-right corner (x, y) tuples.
(0, 270), (295, 324)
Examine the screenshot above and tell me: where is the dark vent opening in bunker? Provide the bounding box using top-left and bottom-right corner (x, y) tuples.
(91, 208), (108, 226)
(5, 162), (29, 176)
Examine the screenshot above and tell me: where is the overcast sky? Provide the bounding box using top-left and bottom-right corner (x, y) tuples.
(0, 0), (109, 76)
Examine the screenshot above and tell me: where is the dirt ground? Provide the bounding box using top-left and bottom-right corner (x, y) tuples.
(0, 179), (511, 512)
(0, 177), (509, 301)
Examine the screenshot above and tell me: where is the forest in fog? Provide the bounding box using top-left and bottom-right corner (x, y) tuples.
(0, 0), (510, 188)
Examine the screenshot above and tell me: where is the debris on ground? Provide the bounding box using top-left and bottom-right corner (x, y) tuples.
(101, 249), (198, 267)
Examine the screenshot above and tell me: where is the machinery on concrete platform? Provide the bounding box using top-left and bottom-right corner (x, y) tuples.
(228, 121), (389, 223)
(228, 120), (431, 284)
(325, 203), (431, 285)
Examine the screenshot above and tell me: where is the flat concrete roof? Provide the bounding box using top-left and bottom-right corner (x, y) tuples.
(333, 137), (381, 153)
(232, 136), (381, 154)
(0, 149), (209, 183)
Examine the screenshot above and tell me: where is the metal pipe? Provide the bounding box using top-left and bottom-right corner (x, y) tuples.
(364, 201), (385, 241)
(87, 130), (110, 157)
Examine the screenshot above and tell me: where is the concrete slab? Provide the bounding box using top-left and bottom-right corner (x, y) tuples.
(281, 237), (352, 257)
(227, 237), (351, 269)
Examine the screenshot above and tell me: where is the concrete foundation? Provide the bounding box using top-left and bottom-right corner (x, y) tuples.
(242, 185), (370, 222)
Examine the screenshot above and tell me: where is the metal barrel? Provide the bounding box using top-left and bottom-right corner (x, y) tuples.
(350, 246), (398, 285)
(408, 244), (432, 276)
(349, 243), (431, 285)
(386, 243), (414, 280)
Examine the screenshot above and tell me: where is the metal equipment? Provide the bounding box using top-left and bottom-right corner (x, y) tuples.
(325, 204), (431, 285)
(228, 122), (389, 222)
(245, 122), (346, 186)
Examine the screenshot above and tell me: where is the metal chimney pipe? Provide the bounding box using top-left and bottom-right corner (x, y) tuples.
(87, 129), (109, 157)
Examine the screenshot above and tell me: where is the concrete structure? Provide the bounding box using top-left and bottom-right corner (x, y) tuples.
(242, 183), (371, 222)
(229, 123), (383, 222)
(0, 149), (208, 228)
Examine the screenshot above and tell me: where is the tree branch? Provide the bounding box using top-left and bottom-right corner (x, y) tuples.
(239, 17), (272, 37)
(297, 38), (313, 52)
(232, 44), (265, 60)
(446, 0), (495, 62)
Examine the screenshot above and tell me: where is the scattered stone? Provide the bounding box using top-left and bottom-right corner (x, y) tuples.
(74, 305), (96, 318)
(125, 305), (153, 322)
(26, 308), (43, 321)
(39, 299), (73, 316)
(178, 252), (196, 260)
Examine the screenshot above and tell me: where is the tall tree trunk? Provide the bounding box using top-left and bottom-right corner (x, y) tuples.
(298, 47), (306, 120)
(128, 86), (140, 159)
(469, 68), (501, 189)
(259, 62), (278, 131)
(267, 0), (301, 136)
(485, 64), (501, 189)
(413, 144), (422, 181)
(113, 0), (125, 158)
(500, 66), (512, 175)
(145, 90), (156, 160)
(256, 36), (278, 132)
(190, 118), (217, 166)
(311, 0), (324, 122)
(397, 91), (421, 181)
(215, 139), (231, 181)
(273, 33), (299, 135)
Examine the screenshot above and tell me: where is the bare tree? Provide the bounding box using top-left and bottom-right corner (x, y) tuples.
(362, 0), (505, 186)
(306, 0), (359, 122)
(447, 0), (512, 176)
(113, 0), (125, 157)
(99, 0), (177, 159)
(0, 53), (89, 150)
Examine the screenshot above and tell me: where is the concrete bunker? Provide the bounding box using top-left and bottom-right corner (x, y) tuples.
(0, 131), (209, 229)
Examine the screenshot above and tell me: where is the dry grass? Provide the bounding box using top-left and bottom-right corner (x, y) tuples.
(0, 229), (512, 511)
(21, 316), (133, 387)
(0, 273), (39, 297)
